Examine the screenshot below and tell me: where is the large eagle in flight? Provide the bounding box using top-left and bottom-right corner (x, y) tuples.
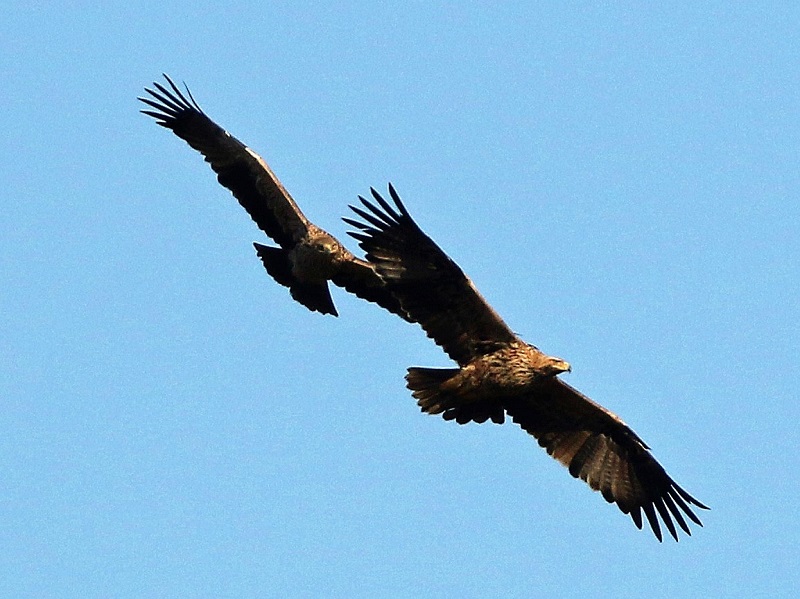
(139, 76), (406, 319)
(345, 185), (708, 541)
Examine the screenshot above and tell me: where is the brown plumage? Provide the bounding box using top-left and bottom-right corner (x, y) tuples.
(139, 75), (407, 319)
(345, 185), (708, 541)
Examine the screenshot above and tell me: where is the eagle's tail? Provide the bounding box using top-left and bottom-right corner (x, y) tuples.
(253, 243), (338, 316)
(405, 367), (460, 414)
(405, 367), (505, 425)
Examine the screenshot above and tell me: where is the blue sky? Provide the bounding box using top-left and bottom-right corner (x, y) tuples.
(2, 2), (798, 597)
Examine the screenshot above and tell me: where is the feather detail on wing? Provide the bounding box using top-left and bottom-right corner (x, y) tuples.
(139, 74), (308, 248)
(344, 184), (517, 365)
(504, 377), (709, 541)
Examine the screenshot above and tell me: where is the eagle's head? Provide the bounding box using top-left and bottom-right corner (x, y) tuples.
(543, 356), (572, 377)
(316, 237), (341, 256)
(306, 235), (346, 270)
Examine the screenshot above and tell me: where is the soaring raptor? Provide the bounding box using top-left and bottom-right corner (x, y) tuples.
(345, 185), (708, 541)
(139, 75), (406, 319)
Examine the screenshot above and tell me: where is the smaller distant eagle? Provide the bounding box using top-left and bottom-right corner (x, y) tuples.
(345, 185), (708, 541)
(139, 75), (406, 319)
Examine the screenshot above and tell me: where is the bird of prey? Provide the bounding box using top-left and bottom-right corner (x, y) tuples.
(345, 185), (708, 541)
(139, 75), (406, 319)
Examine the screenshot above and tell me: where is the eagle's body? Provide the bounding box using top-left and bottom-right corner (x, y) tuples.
(286, 228), (347, 282)
(346, 185), (708, 541)
(407, 341), (571, 423)
(139, 76), (407, 319)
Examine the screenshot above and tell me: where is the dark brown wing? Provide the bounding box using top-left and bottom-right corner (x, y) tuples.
(139, 75), (308, 249)
(344, 185), (517, 365)
(505, 377), (708, 541)
(330, 256), (412, 322)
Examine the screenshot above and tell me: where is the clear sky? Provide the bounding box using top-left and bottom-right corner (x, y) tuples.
(2, 2), (798, 598)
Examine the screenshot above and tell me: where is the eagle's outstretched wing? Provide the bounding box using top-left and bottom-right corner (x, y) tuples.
(345, 185), (517, 365)
(327, 256), (408, 321)
(505, 377), (708, 541)
(139, 74), (308, 248)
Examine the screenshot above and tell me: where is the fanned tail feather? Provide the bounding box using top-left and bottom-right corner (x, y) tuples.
(405, 367), (504, 424)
